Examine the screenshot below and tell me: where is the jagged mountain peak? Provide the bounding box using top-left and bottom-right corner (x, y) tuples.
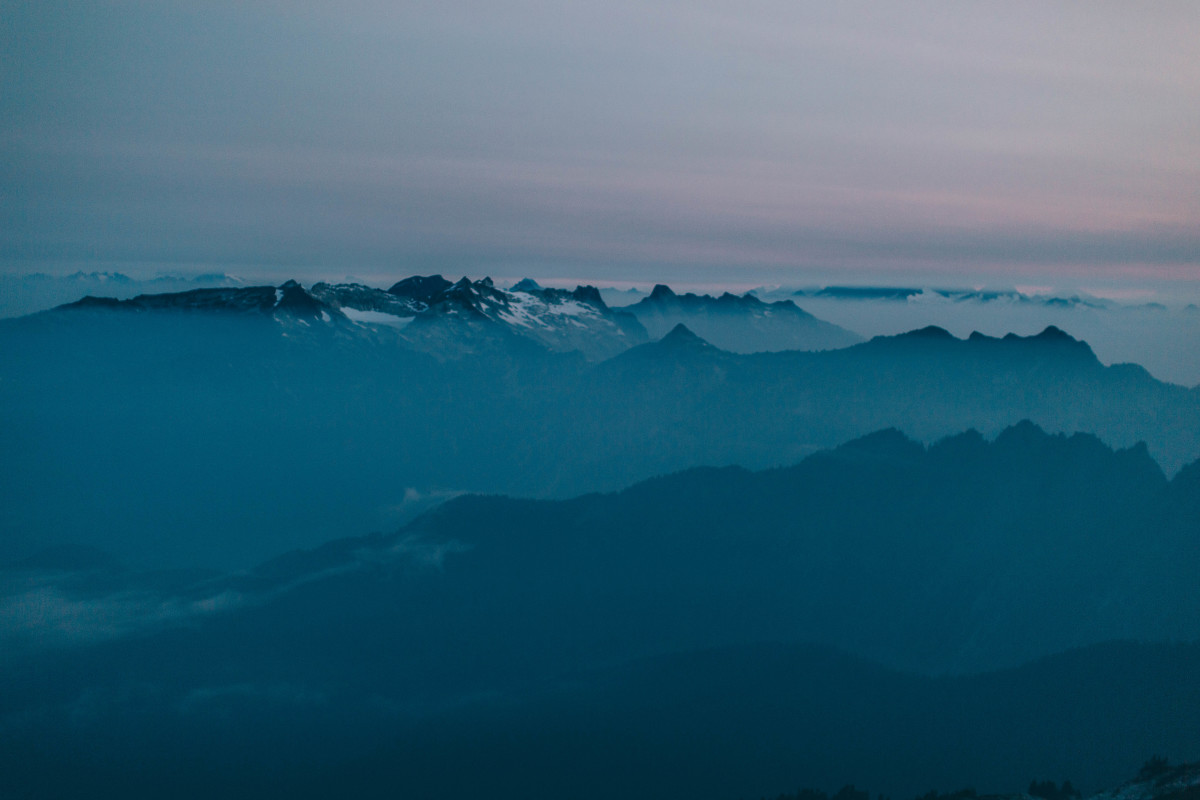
(387, 274), (452, 303)
(834, 427), (925, 462)
(383, 274), (648, 360)
(659, 322), (709, 346)
(629, 284), (861, 353)
(1033, 324), (1072, 340)
(873, 325), (1101, 365)
(570, 284), (605, 307)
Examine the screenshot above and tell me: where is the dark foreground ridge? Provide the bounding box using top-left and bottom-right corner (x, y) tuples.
(739, 757), (1200, 800)
(1, 423), (1197, 799)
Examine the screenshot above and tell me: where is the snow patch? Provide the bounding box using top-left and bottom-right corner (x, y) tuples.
(498, 292), (552, 329)
(499, 292), (602, 329)
(548, 299), (595, 317)
(341, 307), (413, 328)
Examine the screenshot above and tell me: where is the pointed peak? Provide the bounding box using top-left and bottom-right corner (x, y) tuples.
(1034, 324), (1074, 341)
(273, 281), (327, 318)
(511, 278), (543, 293)
(648, 284), (677, 301)
(997, 326), (1098, 364)
(663, 322), (698, 339)
(659, 323), (711, 348)
(902, 325), (955, 340)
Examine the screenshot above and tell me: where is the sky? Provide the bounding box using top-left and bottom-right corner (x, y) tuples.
(3, 1), (1199, 290)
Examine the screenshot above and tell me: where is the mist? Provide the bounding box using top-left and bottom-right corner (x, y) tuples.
(3, 1), (1199, 797)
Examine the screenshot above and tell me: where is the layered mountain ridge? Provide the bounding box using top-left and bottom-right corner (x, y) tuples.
(55, 274), (865, 360)
(2, 422), (1198, 799)
(630, 282), (862, 351)
(3, 286), (1198, 567)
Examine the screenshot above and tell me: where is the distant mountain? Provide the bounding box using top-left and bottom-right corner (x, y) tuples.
(54, 275), (648, 360)
(628, 284), (861, 352)
(64, 278), (333, 322)
(401, 276), (647, 361)
(0, 270), (247, 317)
(745, 285), (1200, 387)
(2, 291), (1197, 567)
(598, 285), (648, 307)
(311, 280), (428, 320)
(244, 419), (1189, 676)
(1, 424), (1198, 798)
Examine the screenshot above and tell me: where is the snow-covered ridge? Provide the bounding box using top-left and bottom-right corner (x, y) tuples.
(53, 275), (649, 360)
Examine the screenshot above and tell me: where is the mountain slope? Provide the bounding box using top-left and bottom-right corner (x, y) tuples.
(2, 295), (1197, 567)
(628, 283), (861, 352)
(2, 418), (1199, 799)
(4, 422), (1195, 672)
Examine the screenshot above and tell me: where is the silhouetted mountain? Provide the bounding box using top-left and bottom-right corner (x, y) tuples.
(628, 284), (861, 352)
(598, 285), (648, 307)
(3, 422), (1195, 667)
(2, 420), (1199, 798)
(340, 421), (1192, 675)
(510, 277), (544, 292)
(0, 270), (247, 318)
(63, 280), (334, 322)
(387, 273), (453, 303)
(55, 275), (650, 360)
(648, 322), (715, 352)
(1, 290), (1197, 567)
(745, 284), (1200, 386)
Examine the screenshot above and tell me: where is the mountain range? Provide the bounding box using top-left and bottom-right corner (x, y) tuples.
(1, 278), (1197, 567)
(0, 271), (246, 318)
(1, 423), (1197, 798)
(3, 277), (1198, 797)
(627, 283), (861, 352)
(53, 274), (861, 359)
